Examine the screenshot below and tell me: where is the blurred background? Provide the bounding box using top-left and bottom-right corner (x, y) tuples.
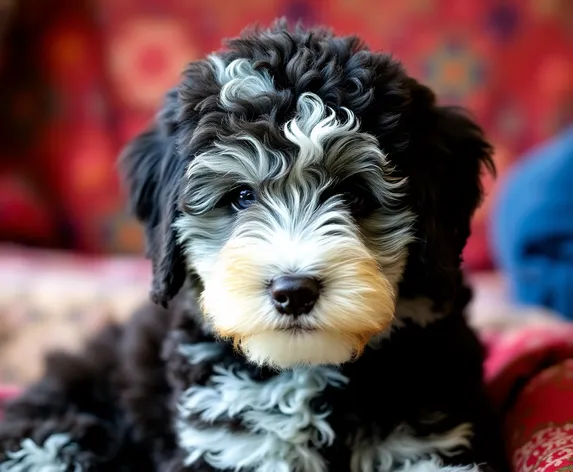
(0, 0), (572, 384)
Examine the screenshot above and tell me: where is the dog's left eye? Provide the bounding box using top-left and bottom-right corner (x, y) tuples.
(230, 187), (257, 211)
(321, 183), (376, 217)
(341, 190), (372, 217)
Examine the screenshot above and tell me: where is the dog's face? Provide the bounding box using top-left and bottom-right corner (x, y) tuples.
(121, 22), (494, 369)
(176, 86), (415, 367)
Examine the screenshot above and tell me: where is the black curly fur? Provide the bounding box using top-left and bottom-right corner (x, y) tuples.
(0, 20), (507, 472)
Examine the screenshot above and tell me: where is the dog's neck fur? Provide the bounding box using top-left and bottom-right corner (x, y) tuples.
(160, 280), (489, 472)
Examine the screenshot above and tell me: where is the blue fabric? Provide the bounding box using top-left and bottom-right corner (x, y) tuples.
(491, 125), (573, 320)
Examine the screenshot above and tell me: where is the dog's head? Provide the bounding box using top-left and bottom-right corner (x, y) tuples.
(120, 21), (494, 369)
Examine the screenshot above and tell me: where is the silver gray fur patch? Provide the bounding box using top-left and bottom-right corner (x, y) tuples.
(0, 434), (81, 472)
(393, 458), (481, 472)
(350, 423), (475, 472)
(176, 342), (348, 472)
(210, 56), (276, 109)
(178, 342), (225, 364)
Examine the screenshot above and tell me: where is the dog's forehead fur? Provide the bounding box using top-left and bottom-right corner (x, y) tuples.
(182, 92), (406, 219)
(175, 24), (414, 227)
(177, 23), (411, 157)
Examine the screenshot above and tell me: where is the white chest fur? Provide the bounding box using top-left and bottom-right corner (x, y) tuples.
(176, 342), (348, 472)
(175, 342), (477, 472)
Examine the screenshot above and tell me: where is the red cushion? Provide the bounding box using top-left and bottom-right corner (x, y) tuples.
(508, 360), (573, 472)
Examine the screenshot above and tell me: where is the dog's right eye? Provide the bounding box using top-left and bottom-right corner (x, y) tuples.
(230, 186), (257, 211)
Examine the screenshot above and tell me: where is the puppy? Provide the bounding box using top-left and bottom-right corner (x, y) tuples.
(0, 20), (508, 472)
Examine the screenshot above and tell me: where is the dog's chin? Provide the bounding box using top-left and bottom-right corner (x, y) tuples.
(237, 330), (369, 369)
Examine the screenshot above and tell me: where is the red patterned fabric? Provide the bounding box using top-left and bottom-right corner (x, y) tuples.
(484, 323), (573, 471)
(508, 360), (573, 472)
(1, 0), (573, 265)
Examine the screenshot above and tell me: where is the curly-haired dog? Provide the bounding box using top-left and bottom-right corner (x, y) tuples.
(0, 21), (508, 472)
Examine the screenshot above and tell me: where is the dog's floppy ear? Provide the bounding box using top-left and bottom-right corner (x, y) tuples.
(119, 89), (187, 307)
(399, 80), (495, 305)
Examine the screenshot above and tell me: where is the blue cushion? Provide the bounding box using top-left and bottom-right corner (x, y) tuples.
(491, 125), (573, 319)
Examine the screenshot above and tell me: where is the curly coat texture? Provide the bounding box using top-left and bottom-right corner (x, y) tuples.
(0, 20), (507, 471)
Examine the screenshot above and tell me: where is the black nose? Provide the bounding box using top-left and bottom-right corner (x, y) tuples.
(270, 276), (320, 316)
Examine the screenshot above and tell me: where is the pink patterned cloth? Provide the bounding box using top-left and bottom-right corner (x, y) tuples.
(508, 360), (573, 472)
